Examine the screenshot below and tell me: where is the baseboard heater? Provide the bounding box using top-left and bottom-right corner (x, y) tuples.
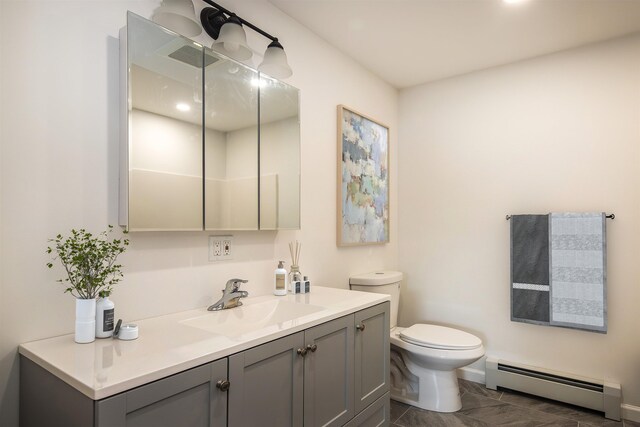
(485, 357), (621, 421)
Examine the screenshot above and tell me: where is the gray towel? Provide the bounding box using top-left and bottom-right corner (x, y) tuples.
(549, 213), (607, 333)
(510, 215), (550, 325)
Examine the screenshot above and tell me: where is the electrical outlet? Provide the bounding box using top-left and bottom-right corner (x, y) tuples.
(222, 236), (233, 260)
(209, 235), (233, 261)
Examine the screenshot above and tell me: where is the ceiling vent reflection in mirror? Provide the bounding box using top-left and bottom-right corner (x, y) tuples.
(168, 45), (219, 68)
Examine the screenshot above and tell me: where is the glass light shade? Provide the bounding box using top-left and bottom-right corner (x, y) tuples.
(212, 20), (253, 61)
(258, 42), (293, 79)
(153, 0), (202, 37)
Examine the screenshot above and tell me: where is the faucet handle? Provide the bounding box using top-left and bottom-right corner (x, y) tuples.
(226, 278), (248, 291)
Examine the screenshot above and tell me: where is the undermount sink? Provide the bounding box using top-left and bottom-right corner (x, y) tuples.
(181, 299), (325, 337)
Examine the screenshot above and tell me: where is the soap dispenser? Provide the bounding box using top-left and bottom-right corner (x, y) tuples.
(274, 261), (287, 296)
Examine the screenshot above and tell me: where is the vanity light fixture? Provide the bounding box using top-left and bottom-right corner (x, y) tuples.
(152, 0), (202, 37)
(200, 0), (293, 79)
(211, 13), (252, 61)
(152, 0), (293, 79)
(259, 40), (292, 79)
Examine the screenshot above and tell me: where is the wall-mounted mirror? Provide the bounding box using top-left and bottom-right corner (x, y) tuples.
(204, 57), (259, 230)
(121, 12), (204, 231)
(120, 12), (300, 232)
(259, 76), (300, 230)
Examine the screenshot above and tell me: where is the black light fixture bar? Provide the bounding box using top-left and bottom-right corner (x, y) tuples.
(200, 0), (278, 42)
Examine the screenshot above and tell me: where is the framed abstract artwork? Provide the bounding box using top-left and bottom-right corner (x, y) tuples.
(337, 105), (390, 246)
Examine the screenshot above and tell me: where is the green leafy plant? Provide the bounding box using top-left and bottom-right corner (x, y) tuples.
(46, 226), (129, 299)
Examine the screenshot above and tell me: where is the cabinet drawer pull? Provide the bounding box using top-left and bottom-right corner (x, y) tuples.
(306, 344), (317, 353)
(356, 324), (365, 331)
(216, 380), (230, 391)
(297, 347), (308, 357)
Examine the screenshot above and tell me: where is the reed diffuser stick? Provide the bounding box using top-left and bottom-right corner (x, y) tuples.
(289, 240), (301, 267)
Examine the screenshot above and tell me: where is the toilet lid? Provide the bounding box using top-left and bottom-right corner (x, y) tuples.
(399, 324), (482, 350)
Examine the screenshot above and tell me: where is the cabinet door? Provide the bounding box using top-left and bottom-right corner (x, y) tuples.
(228, 332), (304, 427)
(354, 302), (390, 414)
(96, 359), (228, 427)
(122, 12), (204, 231)
(303, 315), (354, 427)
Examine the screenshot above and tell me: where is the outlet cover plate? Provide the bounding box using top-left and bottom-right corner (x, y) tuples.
(209, 235), (233, 261)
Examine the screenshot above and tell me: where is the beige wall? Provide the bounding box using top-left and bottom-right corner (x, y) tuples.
(398, 34), (640, 407)
(0, 1), (398, 425)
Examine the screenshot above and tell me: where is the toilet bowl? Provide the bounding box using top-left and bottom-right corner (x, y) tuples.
(349, 271), (485, 413)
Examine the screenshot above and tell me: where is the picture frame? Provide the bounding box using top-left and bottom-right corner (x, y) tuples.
(337, 105), (390, 246)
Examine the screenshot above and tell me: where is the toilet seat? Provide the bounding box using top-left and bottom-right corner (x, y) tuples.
(399, 324), (482, 350)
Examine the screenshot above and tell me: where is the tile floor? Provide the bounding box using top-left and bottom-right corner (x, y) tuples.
(390, 379), (640, 427)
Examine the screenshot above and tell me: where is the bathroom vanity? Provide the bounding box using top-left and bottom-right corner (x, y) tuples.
(19, 287), (390, 427)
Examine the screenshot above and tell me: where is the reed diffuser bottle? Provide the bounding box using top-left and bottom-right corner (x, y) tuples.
(288, 240), (303, 293)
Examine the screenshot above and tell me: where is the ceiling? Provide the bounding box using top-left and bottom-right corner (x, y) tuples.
(269, 0), (640, 89)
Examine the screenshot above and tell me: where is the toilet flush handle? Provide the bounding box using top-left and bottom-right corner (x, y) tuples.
(356, 324), (365, 331)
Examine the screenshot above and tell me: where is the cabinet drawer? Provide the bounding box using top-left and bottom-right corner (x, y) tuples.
(344, 392), (390, 427)
(95, 359), (227, 427)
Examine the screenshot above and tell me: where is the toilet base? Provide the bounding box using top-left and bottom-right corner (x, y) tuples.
(392, 364), (462, 413)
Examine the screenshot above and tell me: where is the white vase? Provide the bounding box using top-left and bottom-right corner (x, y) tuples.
(75, 298), (96, 343)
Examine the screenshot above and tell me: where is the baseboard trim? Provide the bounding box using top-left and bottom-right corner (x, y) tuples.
(457, 366), (486, 384)
(622, 404), (640, 422)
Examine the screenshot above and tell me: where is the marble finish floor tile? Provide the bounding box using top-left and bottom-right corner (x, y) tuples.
(459, 379), (503, 399)
(500, 390), (621, 427)
(461, 392), (505, 411)
(391, 400), (411, 423)
(391, 379), (630, 427)
(461, 401), (578, 426)
(396, 407), (491, 427)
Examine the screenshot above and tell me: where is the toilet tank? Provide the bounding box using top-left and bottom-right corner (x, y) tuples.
(349, 271), (402, 329)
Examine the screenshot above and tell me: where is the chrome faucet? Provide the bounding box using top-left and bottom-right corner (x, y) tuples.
(208, 278), (249, 311)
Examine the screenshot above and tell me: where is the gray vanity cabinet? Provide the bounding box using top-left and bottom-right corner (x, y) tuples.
(354, 302), (390, 414)
(96, 359), (228, 427)
(303, 315), (355, 427)
(228, 332), (305, 427)
(20, 302), (389, 427)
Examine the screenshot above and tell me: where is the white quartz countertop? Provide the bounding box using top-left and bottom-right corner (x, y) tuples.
(19, 287), (389, 400)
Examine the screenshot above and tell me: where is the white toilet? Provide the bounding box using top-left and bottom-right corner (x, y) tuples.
(350, 271), (485, 413)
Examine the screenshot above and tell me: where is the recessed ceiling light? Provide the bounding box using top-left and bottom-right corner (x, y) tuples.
(250, 78), (266, 88)
(176, 103), (191, 112)
(504, 0), (527, 4)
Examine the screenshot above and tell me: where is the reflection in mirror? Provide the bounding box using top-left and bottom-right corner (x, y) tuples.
(259, 75), (301, 230)
(127, 13), (203, 230)
(204, 53), (259, 230)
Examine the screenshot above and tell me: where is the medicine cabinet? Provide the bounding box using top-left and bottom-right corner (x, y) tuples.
(119, 12), (300, 231)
